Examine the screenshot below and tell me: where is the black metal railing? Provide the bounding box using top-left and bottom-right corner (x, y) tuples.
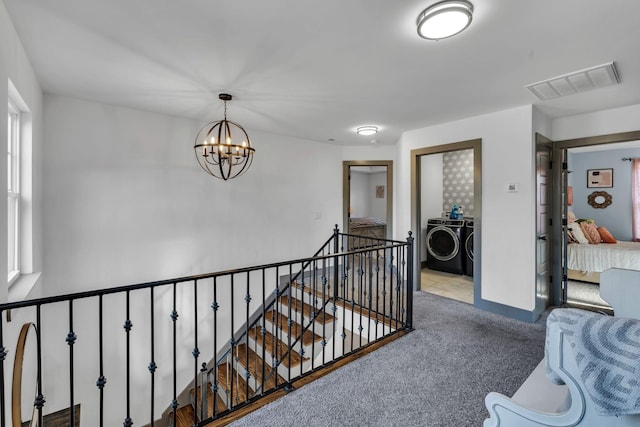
(0, 226), (412, 427)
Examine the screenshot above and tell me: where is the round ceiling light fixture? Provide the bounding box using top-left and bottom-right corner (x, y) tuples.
(356, 126), (379, 136)
(416, 0), (474, 41)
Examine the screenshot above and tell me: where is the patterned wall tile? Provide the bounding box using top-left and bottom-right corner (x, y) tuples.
(442, 149), (474, 217)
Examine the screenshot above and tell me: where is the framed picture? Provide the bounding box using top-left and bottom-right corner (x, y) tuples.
(376, 185), (385, 198)
(587, 168), (613, 188)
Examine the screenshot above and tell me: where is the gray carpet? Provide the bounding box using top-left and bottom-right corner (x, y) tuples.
(230, 291), (548, 427)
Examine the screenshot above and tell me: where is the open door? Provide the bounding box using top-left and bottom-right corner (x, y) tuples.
(536, 135), (553, 311)
(342, 160), (393, 240)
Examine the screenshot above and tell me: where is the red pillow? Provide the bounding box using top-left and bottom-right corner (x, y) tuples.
(580, 222), (602, 244)
(597, 226), (617, 244)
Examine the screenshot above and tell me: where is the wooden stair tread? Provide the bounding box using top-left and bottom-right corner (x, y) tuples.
(171, 405), (194, 427)
(291, 280), (327, 298)
(278, 295), (335, 324)
(264, 310), (323, 346)
(334, 299), (395, 327)
(235, 343), (286, 391)
(217, 363), (255, 405)
(248, 326), (308, 368)
(190, 382), (227, 416)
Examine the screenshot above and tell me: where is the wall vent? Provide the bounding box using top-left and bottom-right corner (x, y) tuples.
(526, 61), (620, 100)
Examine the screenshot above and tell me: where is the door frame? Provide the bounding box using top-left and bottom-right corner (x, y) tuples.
(342, 160), (393, 239)
(410, 139), (482, 298)
(551, 130), (640, 305)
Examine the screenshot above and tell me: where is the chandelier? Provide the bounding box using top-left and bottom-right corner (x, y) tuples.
(193, 93), (255, 180)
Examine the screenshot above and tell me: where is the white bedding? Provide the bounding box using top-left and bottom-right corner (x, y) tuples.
(567, 241), (640, 273)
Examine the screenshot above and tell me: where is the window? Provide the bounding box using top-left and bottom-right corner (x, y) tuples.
(7, 100), (20, 284)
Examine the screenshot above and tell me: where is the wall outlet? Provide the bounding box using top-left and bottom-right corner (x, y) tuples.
(314, 211), (322, 220)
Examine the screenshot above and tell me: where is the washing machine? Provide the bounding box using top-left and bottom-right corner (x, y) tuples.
(464, 218), (474, 277)
(425, 218), (466, 275)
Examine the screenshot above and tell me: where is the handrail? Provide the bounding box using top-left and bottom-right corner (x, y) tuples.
(0, 226), (412, 427)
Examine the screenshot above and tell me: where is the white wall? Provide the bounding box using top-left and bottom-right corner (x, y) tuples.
(397, 105), (537, 311)
(420, 153), (444, 262)
(43, 94), (343, 294)
(349, 170), (369, 218)
(1, 2), (45, 425)
(552, 103), (640, 141)
(0, 0), (44, 302)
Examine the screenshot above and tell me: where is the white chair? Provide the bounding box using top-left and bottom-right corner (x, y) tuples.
(483, 268), (640, 427)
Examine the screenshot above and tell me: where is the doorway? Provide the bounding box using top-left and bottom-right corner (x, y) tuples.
(410, 139), (482, 305)
(342, 160), (393, 239)
(551, 130), (640, 309)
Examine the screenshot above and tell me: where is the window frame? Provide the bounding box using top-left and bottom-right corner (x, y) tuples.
(8, 99), (20, 285)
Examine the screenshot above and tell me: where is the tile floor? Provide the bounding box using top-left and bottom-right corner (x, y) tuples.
(420, 268), (473, 304)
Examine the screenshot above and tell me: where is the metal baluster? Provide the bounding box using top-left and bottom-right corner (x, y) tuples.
(272, 267), (279, 389)
(66, 300), (76, 426)
(230, 274), (234, 407)
(406, 233), (414, 331)
(97, 296), (106, 427)
(321, 255), (327, 366)
(211, 276), (219, 417)
(367, 244), (374, 343)
(245, 271), (250, 403)
(311, 259), (316, 370)
(298, 263), (305, 371)
(124, 291), (133, 427)
(286, 264), (293, 389)
(382, 247), (388, 335)
(261, 269), (266, 394)
(170, 283), (178, 427)
(192, 280), (200, 425)
(375, 244), (381, 340)
(358, 250), (364, 349)
(35, 305), (44, 426)
(0, 310), (5, 427)
(396, 245), (401, 330)
(332, 227), (339, 361)
(149, 288), (157, 426)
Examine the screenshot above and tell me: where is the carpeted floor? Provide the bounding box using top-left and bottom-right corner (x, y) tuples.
(230, 291), (548, 427)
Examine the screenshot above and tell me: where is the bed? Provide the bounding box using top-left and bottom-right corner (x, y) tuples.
(567, 241), (640, 283)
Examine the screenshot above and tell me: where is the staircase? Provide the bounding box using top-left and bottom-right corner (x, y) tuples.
(167, 244), (405, 427)
(0, 227), (412, 427)
(168, 277), (339, 426)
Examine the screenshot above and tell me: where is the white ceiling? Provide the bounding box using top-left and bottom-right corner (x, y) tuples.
(5, 0), (640, 146)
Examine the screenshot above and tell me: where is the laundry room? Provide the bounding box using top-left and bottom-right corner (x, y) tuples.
(420, 148), (475, 304)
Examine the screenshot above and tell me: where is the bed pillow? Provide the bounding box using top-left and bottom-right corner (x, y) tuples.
(567, 223), (589, 244)
(567, 210), (577, 223)
(580, 222), (602, 244)
(597, 226), (617, 244)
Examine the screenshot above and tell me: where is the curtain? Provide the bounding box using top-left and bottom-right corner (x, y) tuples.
(633, 159), (640, 241)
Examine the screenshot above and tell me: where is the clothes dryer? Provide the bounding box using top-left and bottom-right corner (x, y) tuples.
(425, 218), (466, 275)
(464, 218), (474, 277)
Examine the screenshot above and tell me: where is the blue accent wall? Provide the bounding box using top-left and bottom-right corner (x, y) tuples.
(569, 147), (640, 241)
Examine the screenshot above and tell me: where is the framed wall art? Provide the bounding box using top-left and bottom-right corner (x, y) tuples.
(587, 168), (613, 188)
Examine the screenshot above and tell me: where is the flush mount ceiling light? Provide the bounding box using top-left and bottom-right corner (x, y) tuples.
(193, 93), (255, 180)
(416, 0), (474, 40)
(356, 126), (379, 136)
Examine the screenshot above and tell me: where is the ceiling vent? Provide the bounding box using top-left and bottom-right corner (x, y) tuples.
(526, 61), (620, 101)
